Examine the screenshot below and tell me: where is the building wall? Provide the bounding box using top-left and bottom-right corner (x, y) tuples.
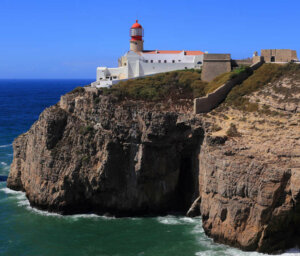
(141, 52), (203, 64)
(201, 54), (231, 82)
(93, 51), (204, 88)
(138, 62), (197, 76)
(261, 49), (298, 62)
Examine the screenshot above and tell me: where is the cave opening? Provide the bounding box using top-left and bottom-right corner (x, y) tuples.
(174, 133), (203, 214)
(177, 155), (195, 212)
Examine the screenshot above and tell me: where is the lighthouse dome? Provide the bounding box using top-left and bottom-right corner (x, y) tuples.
(130, 20), (144, 41)
(131, 20), (142, 29)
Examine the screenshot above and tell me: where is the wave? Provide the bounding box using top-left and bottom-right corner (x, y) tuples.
(156, 215), (299, 256)
(0, 162), (8, 166)
(0, 144), (12, 148)
(0, 187), (23, 195)
(0, 187), (115, 220)
(157, 215), (201, 225)
(1, 187), (299, 254)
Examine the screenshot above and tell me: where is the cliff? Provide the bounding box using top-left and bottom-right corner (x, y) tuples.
(7, 87), (204, 216)
(7, 64), (300, 253)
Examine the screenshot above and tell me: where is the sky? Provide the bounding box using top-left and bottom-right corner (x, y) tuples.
(0, 0), (299, 79)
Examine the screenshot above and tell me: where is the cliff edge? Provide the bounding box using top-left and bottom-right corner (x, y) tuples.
(7, 64), (300, 253)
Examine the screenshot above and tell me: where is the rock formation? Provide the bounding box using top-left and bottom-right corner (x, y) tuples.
(7, 88), (204, 216)
(7, 65), (300, 253)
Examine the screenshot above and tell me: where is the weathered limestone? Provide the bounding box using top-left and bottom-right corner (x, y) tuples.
(7, 68), (300, 253)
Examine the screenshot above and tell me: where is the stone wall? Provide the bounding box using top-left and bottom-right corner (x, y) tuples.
(194, 61), (263, 114)
(231, 58), (253, 67)
(261, 49), (298, 62)
(201, 54), (231, 82)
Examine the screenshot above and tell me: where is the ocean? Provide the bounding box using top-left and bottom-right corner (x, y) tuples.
(0, 79), (298, 256)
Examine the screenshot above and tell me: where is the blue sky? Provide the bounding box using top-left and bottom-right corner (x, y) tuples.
(0, 0), (299, 79)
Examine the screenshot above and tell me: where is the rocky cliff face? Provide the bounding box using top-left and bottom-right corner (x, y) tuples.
(7, 71), (300, 253)
(7, 88), (204, 216)
(198, 70), (300, 253)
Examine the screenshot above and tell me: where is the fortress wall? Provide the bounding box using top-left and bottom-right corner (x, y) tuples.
(232, 58), (253, 67)
(201, 54), (231, 82)
(194, 61), (263, 114)
(261, 49), (298, 62)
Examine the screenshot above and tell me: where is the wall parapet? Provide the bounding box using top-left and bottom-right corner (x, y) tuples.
(194, 60), (263, 114)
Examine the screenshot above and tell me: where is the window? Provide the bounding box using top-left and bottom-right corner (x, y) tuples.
(178, 60), (181, 62)
(172, 60), (175, 63)
(197, 61), (202, 64)
(151, 60), (153, 63)
(158, 60), (161, 63)
(185, 67), (187, 69)
(145, 60), (148, 63)
(113, 76), (117, 79)
(164, 60), (167, 63)
(271, 56), (275, 62)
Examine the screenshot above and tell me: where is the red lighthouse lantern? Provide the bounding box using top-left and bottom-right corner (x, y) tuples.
(130, 20), (144, 52)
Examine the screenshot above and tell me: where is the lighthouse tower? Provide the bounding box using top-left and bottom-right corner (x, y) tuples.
(130, 20), (144, 52)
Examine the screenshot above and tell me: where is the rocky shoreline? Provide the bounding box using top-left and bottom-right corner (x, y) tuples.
(7, 72), (300, 253)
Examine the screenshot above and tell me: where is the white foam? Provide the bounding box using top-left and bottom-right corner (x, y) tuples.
(0, 187), (115, 219)
(157, 216), (181, 225)
(0, 144), (12, 148)
(0, 162), (7, 166)
(190, 224), (204, 234)
(282, 248), (300, 255)
(195, 242), (300, 256)
(179, 216), (199, 223)
(0, 187), (23, 195)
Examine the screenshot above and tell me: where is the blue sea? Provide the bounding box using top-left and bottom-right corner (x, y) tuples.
(0, 80), (299, 256)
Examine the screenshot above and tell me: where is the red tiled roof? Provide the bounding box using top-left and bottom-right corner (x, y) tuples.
(185, 50), (204, 55)
(142, 50), (204, 55)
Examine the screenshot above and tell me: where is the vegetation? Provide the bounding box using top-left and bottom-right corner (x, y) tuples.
(225, 63), (300, 111)
(205, 72), (233, 94)
(101, 69), (207, 101)
(205, 66), (253, 94)
(226, 123), (241, 137)
(70, 87), (85, 94)
(99, 66), (255, 102)
(81, 155), (90, 164)
(211, 123), (222, 132)
(80, 125), (94, 135)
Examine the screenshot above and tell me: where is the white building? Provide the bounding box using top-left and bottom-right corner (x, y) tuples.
(91, 20), (205, 88)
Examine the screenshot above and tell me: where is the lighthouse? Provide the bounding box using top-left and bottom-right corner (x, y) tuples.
(130, 20), (144, 52)
(92, 20), (205, 88)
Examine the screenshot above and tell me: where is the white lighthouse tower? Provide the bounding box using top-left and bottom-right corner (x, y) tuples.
(129, 20), (144, 52)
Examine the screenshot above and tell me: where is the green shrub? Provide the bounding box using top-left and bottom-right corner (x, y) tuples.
(226, 123), (241, 137)
(81, 155), (90, 164)
(102, 69), (207, 101)
(70, 87), (85, 94)
(225, 64), (284, 108)
(80, 125), (94, 135)
(93, 97), (100, 104)
(205, 72), (233, 94)
(211, 124), (222, 132)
